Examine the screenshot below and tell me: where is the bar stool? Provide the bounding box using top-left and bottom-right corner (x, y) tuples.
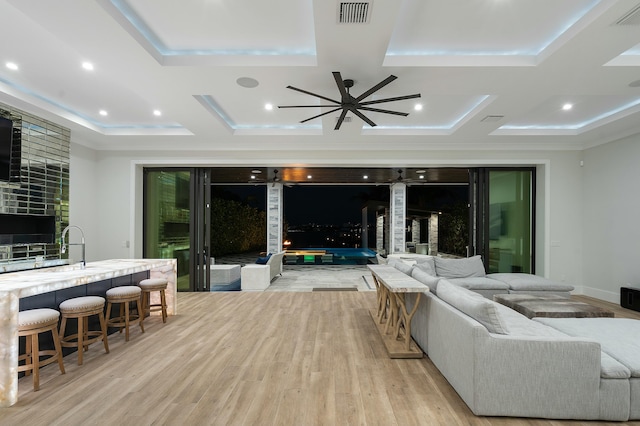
(138, 278), (168, 323)
(59, 296), (109, 365)
(105, 286), (144, 341)
(18, 308), (65, 391)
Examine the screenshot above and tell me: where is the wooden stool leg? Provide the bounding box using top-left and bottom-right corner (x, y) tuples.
(137, 298), (145, 333)
(160, 290), (167, 323)
(98, 311), (110, 354)
(105, 302), (113, 331)
(77, 316), (84, 365)
(31, 332), (40, 391)
(24, 336), (32, 377)
(51, 326), (66, 375)
(124, 301), (130, 341)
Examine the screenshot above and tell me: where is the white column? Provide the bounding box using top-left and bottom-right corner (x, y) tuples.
(267, 183), (283, 254)
(376, 213), (385, 254)
(390, 183), (407, 254)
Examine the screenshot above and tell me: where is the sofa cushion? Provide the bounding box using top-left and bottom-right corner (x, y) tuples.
(391, 260), (414, 275)
(448, 277), (510, 291)
(435, 255), (486, 278)
(534, 317), (640, 378)
(414, 259), (436, 276)
(437, 279), (509, 334)
(411, 268), (441, 294)
(488, 273), (574, 292)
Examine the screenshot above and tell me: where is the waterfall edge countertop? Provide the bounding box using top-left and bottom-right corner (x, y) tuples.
(0, 258), (177, 407)
(0, 258), (175, 298)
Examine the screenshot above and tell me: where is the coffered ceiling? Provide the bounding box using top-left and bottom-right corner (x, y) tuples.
(1, 0), (640, 152)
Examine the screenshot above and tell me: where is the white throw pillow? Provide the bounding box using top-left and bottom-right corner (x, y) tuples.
(437, 279), (509, 334)
(411, 268), (441, 294)
(392, 260), (414, 275)
(434, 255), (486, 278)
(414, 259), (436, 276)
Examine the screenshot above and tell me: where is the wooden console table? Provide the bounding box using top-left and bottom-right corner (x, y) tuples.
(368, 265), (429, 358)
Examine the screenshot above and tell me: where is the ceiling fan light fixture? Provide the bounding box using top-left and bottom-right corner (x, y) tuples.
(278, 71), (420, 130)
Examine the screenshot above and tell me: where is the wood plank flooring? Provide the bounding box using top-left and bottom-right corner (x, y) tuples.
(2, 292), (640, 426)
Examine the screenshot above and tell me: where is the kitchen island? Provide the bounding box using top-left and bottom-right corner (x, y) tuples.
(0, 258), (177, 407)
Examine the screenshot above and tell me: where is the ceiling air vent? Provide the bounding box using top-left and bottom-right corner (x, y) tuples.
(615, 4), (640, 25)
(481, 115), (504, 122)
(338, 2), (371, 24)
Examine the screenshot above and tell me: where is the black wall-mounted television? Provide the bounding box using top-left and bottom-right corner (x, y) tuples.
(0, 116), (14, 182)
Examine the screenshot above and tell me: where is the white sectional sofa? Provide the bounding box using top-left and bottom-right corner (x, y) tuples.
(386, 253), (574, 297)
(389, 262), (640, 421)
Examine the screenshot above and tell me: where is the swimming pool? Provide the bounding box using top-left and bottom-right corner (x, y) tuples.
(285, 247), (376, 265)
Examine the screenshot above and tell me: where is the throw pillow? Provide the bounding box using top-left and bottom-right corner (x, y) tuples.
(414, 260), (436, 276)
(392, 260), (414, 275)
(255, 253), (272, 264)
(436, 279), (509, 334)
(434, 255), (486, 278)
(411, 268), (441, 294)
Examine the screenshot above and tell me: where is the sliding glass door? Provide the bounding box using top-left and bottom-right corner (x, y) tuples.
(143, 169), (193, 291)
(470, 168), (535, 273)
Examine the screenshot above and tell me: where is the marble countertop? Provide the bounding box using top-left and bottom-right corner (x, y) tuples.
(0, 259), (175, 299)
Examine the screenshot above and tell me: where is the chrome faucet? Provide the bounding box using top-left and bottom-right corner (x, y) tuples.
(61, 225), (86, 269)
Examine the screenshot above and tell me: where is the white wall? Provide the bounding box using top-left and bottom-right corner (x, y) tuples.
(69, 144), (100, 262)
(69, 144), (586, 295)
(582, 133), (640, 302)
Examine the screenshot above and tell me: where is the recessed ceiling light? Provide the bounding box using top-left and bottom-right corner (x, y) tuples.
(236, 77), (259, 88)
(307, 175), (312, 179)
(363, 175), (368, 179)
(562, 103), (573, 111)
(419, 175), (425, 179)
(82, 62), (94, 71)
(6, 62), (18, 71)
(250, 175), (256, 180)
(153, 110), (162, 116)
(99, 110), (108, 116)
(414, 104), (423, 111)
(265, 103), (273, 111)
(415, 169), (426, 174)
(251, 169), (262, 174)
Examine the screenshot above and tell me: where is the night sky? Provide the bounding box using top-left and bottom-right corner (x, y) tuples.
(214, 184), (468, 226)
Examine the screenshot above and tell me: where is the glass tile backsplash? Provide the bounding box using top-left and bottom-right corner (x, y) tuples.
(0, 102), (69, 264)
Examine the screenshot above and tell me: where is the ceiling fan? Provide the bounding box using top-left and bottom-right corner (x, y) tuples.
(278, 72), (421, 130)
(387, 169), (427, 186)
(249, 169), (295, 187)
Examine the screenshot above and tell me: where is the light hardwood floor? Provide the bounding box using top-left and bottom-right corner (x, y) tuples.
(2, 292), (640, 426)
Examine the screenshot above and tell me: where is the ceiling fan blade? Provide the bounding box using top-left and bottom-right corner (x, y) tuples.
(351, 108), (377, 127)
(333, 71), (349, 101)
(299, 107), (343, 123)
(286, 85), (340, 104)
(278, 105), (343, 108)
(334, 109), (348, 130)
(359, 93), (421, 106)
(359, 106), (409, 116)
(355, 75), (397, 102)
